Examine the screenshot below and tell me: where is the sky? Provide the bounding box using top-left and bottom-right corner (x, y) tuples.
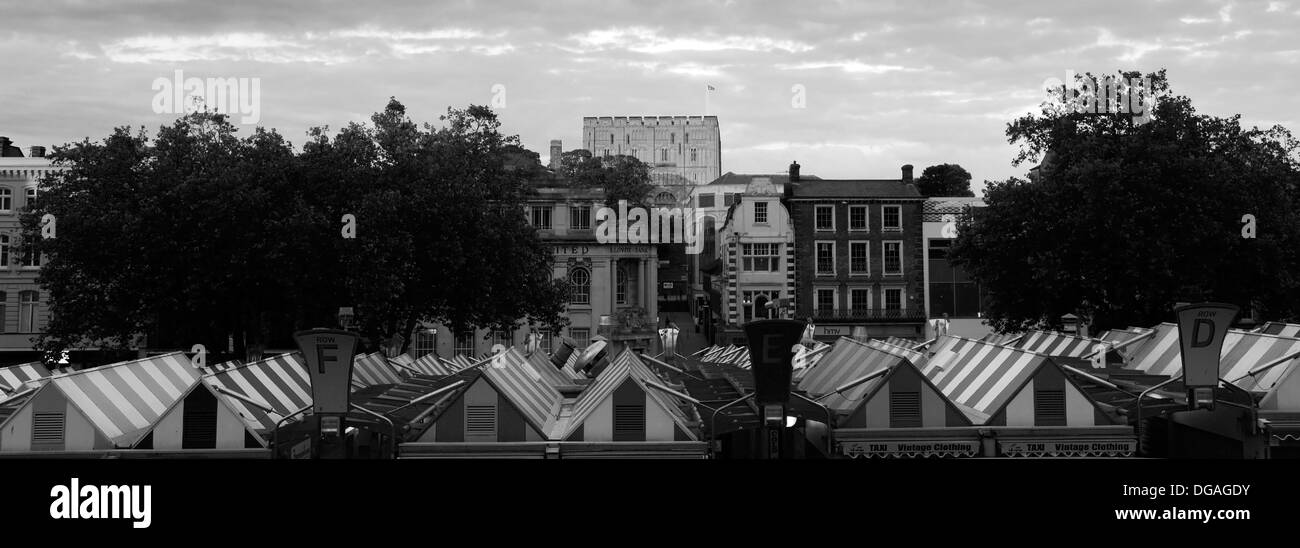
(1, 0), (1297, 189)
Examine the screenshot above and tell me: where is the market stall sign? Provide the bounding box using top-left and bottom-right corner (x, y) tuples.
(840, 440), (979, 458)
(998, 439), (1136, 457)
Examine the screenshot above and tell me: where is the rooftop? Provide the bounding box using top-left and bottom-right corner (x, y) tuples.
(788, 179), (922, 200)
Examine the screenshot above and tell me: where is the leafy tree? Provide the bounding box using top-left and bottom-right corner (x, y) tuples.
(557, 149), (654, 207)
(950, 70), (1300, 333)
(916, 163), (975, 197)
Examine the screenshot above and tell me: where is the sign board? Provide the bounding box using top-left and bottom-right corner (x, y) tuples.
(998, 439), (1137, 457)
(1174, 303), (1239, 388)
(813, 325), (863, 338)
(743, 319), (807, 405)
(840, 440), (979, 458)
(294, 328), (360, 414)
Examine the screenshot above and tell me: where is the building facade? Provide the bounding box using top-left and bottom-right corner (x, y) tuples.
(922, 197), (992, 340)
(712, 176), (796, 344)
(785, 163), (927, 341)
(582, 116), (721, 186)
(417, 187), (660, 359)
(0, 138), (53, 364)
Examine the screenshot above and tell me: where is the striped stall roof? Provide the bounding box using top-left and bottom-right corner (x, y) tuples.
(50, 352), (200, 447)
(1259, 322), (1300, 338)
(565, 349), (697, 440)
(1018, 330), (1101, 358)
(923, 336), (1052, 424)
(793, 341), (831, 380)
(880, 336), (916, 349)
(866, 338), (926, 365)
(404, 353), (457, 377)
(700, 345), (751, 368)
(204, 352), (312, 435)
(797, 337), (915, 414)
(0, 362), (51, 393)
(980, 332), (1022, 345)
(525, 350), (585, 387)
(390, 354), (415, 367)
(481, 348), (563, 435)
(353, 352), (406, 388)
(1220, 331), (1300, 393)
(200, 359), (244, 376)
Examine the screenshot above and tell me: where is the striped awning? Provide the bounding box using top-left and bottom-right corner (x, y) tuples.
(797, 337), (913, 415)
(1259, 322), (1300, 338)
(353, 352), (405, 388)
(1119, 322), (1300, 386)
(403, 353), (457, 377)
(564, 349), (697, 440)
(204, 352), (312, 435)
(0, 361), (51, 393)
(793, 341), (831, 377)
(881, 336), (916, 349)
(867, 338), (925, 364)
(390, 354), (415, 367)
(481, 348), (562, 435)
(923, 336), (1049, 423)
(1018, 330), (1102, 358)
(526, 350), (585, 387)
(50, 352), (200, 447)
(980, 332), (1023, 345)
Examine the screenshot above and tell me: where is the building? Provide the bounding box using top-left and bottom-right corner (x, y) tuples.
(0, 138), (54, 365)
(785, 163), (928, 341)
(922, 197), (992, 340)
(582, 116), (720, 186)
(712, 176), (797, 343)
(415, 186), (660, 359)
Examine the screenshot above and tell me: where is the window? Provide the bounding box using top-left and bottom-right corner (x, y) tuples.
(685, 132), (690, 144)
(570, 205), (591, 230)
(454, 331), (475, 357)
(724, 193), (738, 206)
(753, 201), (768, 224)
(928, 240), (983, 318)
(889, 391), (922, 428)
(530, 206), (552, 229)
(24, 187), (36, 209)
(850, 242), (869, 275)
(570, 328), (590, 347)
(690, 148), (698, 162)
(18, 290), (38, 333)
(815, 288), (836, 313)
(613, 403), (646, 441)
(626, 134), (630, 144)
(0, 235), (8, 267)
(661, 149), (668, 162)
(20, 236), (39, 268)
(883, 241), (902, 275)
(815, 205), (834, 231)
(742, 243), (780, 272)
(465, 405), (498, 441)
(603, 149), (610, 157)
(698, 193), (716, 208)
(1035, 390), (1067, 426)
(882, 205), (902, 231)
(656, 191), (676, 204)
(850, 288), (871, 311)
(670, 133), (675, 144)
(0, 188), (10, 212)
(569, 268), (590, 304)
(815, 241), (835, 275)
(884, 288), (903, 311)
(491, 330), (511, 348)
(849, 205), (869, 231)
(742, 291), (779, 322)
(414, 330), (436, 358)
(537, 330), (553, 355)
(0, 291), (6, 334)
(616, 267), (628, 304)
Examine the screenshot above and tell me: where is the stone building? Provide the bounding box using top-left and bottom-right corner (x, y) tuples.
(0, 137), (53, 364)
(712, 176), (797, 344)
(582, 116), (721, 187)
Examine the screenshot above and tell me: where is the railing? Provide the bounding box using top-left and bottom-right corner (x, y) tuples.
(807, 308), (926, 321)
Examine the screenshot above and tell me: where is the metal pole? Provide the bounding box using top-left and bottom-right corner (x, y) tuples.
(350, 402), (398, 459)
(1135, 375), (1181, 457)
(708, 393), (755, 458)
(791, 392), (835, 458)
(272, 404), (314, 459)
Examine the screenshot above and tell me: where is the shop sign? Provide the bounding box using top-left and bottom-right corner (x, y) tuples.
(840, 440), (979, 458)
(998, 439), (1136, 457)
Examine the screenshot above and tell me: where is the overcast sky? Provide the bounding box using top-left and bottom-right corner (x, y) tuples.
(1, 0), (1296, 188)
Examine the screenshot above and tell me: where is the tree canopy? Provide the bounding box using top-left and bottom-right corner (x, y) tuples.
(915, 163), (975, 197)
(949, 69), (1300, 333)
(556, 149), (655, 207)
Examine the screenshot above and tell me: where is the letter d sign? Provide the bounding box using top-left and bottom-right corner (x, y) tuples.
(1174, 303), (1238, 389)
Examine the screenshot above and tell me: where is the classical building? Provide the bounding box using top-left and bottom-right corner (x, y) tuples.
(922, 197), (992, 340)
(785, 163), (928, 341)
(582, 116), (721, 186)
(0, 138), (53, 364)
(709, 175), (797, 344)
(416, 186), (660, 359)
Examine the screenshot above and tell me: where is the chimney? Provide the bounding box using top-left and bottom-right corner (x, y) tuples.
(29, 146), (45, 158)
(902, 164), (914, 182)
(0, 137), (20, 158)
(549, 139), (562, 169)
(789, 161), (801, 182)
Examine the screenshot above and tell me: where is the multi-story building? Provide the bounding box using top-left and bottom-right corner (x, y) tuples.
(712, 176), (796, 344)
(922, 197), (992, 340)
(0, 138), (53, 365)
(417, 186), (660, 359)
(582, 116), (720, 186)
(785, 163), (928, 342)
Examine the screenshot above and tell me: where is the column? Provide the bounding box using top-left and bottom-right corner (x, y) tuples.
(648, 253), (659, 326)
(609, 258), (619, 312)
(638, 258), (647, 309)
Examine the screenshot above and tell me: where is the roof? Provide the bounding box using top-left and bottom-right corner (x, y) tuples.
(525, 350), (585, 387)
(1017, 330), (1102, 358)
(796, 337), (913, 415)
(49, 352), (200, 447)
(565, 349), (698, 440)
(204, 352), (312, 435)
(923, 336), (1053, 423)
(788, 179), (922, 200)
(353, 352), (405, 388)
(479, 348), (563, 435)
(1259, 322), (1300, 337)
(0, 361), (51, 393)
(403, 353), (458, 377)
(980, 332), (1023, 345)
(1221, 330), (1300, 393)
(357, 371), (477, 440)
(706, 172), (813, 187)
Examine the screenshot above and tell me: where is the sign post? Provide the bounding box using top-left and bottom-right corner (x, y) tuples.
(1174, 303), (1239, 411)
(743, 319), (807, 459)
(294, 328), (361, 459)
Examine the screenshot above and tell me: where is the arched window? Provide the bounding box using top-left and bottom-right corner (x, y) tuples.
(655, 191), (676, 204)
(569, 268), (590, 304)
(616, 267), (628, 304)
(19, 290), (37, 333)
(0, 188), (11, 212)
(670, 133), (675, 144)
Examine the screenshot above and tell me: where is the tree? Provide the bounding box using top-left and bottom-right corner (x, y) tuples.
(949, 70), (1300, 333)
(557, 149), (654, 207)
(915, 163), (975, 197)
